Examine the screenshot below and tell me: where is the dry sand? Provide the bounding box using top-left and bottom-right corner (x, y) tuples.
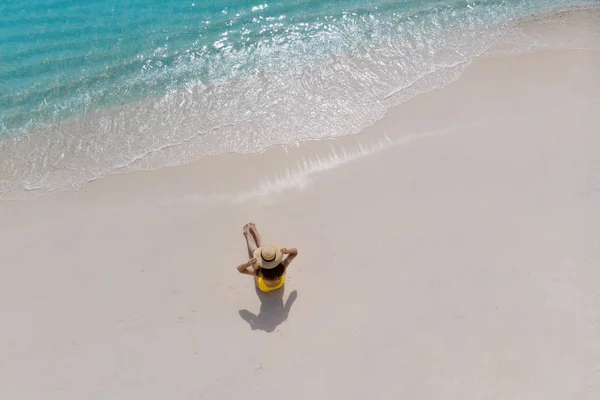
(1, 46), (600, 400)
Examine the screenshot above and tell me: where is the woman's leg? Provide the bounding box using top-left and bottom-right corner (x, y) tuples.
(249, 223), (263, 247)
(243, 223), (258, 258)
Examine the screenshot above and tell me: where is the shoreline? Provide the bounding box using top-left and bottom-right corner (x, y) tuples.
(1, 6), (599, 200)
(2, 48), (598, 209)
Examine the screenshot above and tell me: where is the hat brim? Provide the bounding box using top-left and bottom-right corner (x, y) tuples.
(253, 245), (283, 269)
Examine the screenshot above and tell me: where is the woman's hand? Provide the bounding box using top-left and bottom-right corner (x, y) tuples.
(238, 258), (257, 275)
(281, 248), (297, 255)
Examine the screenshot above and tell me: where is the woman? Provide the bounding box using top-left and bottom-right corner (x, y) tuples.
(237, 223), (298, 292)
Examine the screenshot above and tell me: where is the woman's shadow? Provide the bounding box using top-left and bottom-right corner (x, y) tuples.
(238, 288), (298, 332)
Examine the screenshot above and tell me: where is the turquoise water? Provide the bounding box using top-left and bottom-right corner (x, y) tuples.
(0, 0), (598, 196)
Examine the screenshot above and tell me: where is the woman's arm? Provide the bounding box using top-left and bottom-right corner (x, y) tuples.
(237, 258), (257, 276)
(281, 248), (298, 269)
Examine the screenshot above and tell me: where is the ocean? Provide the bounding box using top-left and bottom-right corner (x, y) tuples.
(0, 0), (598, 198)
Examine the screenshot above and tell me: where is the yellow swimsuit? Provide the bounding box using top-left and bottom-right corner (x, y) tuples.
(257, 276), (285, 292)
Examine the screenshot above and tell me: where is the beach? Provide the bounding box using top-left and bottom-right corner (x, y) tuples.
(2, 7), (600, 400)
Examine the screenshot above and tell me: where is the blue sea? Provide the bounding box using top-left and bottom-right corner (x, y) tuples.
(0, 0), (598, 197)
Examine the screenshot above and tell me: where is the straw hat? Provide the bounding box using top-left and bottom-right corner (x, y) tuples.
(253, 244), (283, 269)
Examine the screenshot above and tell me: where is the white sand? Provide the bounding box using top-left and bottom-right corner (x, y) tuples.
(2, 44), (600, 400)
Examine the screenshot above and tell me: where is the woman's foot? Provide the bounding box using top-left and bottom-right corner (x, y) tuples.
(243, 223), (251, 237)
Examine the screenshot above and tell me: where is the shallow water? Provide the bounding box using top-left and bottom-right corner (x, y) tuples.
(0, 0), (598, 197)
